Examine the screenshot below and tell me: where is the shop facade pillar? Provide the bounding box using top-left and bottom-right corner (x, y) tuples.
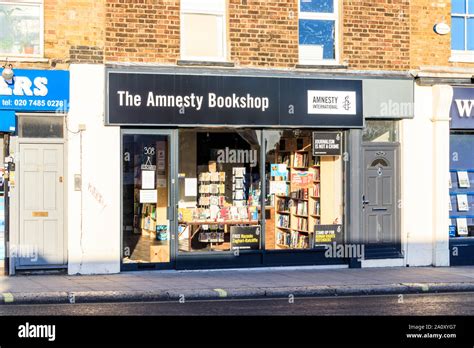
(431, 84), (452, 266)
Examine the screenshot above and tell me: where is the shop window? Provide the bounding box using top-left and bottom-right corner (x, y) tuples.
(451, 0), (474, 62)
(0, 0), (43, 57)
(449, 133), (474, 238)
(18, 116), (63, 138)
(178, 129), (262, 253)
(264, 130), (344, 250)
(299, 0), (339, 64)
(362, 120), (399, 143)
(180, 0), (227, 62)
(122, 133), (171, 264)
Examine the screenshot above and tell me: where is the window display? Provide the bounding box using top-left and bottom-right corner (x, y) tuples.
(178, 129), (261, 252)
(450, 133), (474, 237)
(264, 130), (343, 250)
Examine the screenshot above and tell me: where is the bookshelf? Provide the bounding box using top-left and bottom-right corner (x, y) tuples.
(196, 170), (226, 244)
(274, 136), (322, 249)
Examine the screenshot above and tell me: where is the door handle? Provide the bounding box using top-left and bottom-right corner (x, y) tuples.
(372, 208), (388, 211)
(362, 195), (370, 205)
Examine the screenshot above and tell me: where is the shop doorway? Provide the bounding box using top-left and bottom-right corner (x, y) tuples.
(18, 143), (66, 267)
(361, 144), (401, 256)
(121, 130), (176, 270)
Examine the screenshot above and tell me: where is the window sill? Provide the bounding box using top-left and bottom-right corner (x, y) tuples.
(2, 56), (49, 63)
(296, 63), (348, 70)
(177, 60), (235, 68)
(449, 51), (474, 63)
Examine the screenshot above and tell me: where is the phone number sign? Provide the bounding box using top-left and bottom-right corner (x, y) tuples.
(0, 69), (69, 112)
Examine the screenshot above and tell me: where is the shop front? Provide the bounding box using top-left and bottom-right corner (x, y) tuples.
(0, 69), (70, 275)
(107, 70), (364, 270)
(449, 86), (474, 266)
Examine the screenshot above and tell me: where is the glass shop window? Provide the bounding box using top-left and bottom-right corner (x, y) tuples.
(449, 132), (474, 238)
(264, 129), (344, 250)
(122, 133), (171, 264)
(178, 129), (262, 253)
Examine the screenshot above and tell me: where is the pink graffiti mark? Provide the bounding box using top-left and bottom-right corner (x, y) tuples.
(88, 182), (107, 208)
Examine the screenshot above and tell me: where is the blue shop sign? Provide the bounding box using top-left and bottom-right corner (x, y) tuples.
(0, 69), (69, 112)
(451, 87), (474, 129)
(0, 111), (16, 132)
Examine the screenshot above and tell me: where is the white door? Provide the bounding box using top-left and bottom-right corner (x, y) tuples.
(19, 144), (65, 267)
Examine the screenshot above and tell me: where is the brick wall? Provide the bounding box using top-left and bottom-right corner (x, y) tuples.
(410, 0), (451, 69)
(410, 0), (474, 69)
(342, 0), (410, 70)
(228, 0), (298, 68)
(104, 0), (179, 64)
(8, 0), (105, 69)
(7, 0), (473, 72)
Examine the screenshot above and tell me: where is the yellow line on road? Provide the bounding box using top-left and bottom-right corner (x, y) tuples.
(2, 292), (14, 303)
(213, 289), (228, 298)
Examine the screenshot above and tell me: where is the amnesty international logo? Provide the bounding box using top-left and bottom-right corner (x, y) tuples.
(343, 96), (351, 111)
(307, 90), (356, 115)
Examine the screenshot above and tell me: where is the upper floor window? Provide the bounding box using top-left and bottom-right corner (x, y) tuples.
(0, 0), (43, 57)
(180, 0), (227, 62)
(451, 0), (474, 61)
(299, 0), (339, 65)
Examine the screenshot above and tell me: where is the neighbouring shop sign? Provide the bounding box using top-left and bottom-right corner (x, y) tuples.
(0, 69), (70, 112)
(106, 71), (363, 127)
(313, 224), (343, 246)
(450, 87), (474, 129)
(312, 131), (342, 156)
(230, 225), (261, 250)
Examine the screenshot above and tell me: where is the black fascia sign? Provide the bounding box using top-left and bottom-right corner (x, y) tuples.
(106, 71), (363, 128)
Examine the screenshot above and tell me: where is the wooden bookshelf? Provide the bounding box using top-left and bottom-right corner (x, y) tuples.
(273, 136), (322, 250)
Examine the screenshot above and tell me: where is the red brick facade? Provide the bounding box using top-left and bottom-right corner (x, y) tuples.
(4, 0), (474, 70)
(342, 0), (411, 70)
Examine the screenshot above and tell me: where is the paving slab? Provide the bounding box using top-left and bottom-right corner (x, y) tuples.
(1, 266), (474, 304)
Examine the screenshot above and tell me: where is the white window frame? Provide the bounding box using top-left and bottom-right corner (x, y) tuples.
(0, 0), (44, 58)
(450, 0), (474, 63)
(180, 0), (227, 62)
(298, 0), (339, 65)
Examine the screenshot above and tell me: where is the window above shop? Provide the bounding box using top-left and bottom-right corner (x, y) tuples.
(0, 0), (43, 58)
(298, 0), (339, 65)
(450, 0), (474, 63)
(180, 0), (227, 63)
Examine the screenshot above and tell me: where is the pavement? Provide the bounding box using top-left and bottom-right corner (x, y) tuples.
(2, 265), (474, 305)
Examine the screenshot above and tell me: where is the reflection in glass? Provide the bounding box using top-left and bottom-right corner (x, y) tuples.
(0, 3), (41, 56)
(18, 116), (64, 138)
(362, 120), (399, 143)
(299, 19), (335, 59)
(451, 16), (466, 50)
(300, 0), (334, 13)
